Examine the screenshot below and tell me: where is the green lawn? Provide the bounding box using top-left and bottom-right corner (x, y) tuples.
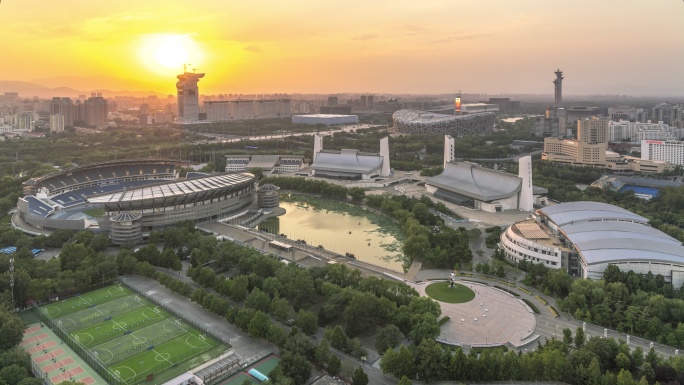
(110, 330), (219, 385)
(72, 306), (169, 348)
(44, 285), (132, 319)
(40, 284), (229, 385)
(425, 282), (475, 304)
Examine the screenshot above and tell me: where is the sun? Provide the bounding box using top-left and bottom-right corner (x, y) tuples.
(140, 34), (202, 73)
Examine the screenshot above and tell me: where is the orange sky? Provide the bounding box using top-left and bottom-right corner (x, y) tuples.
(1, 0), (682, 95)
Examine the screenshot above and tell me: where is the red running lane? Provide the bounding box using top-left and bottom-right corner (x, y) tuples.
(24, 325), (41, 334)
(81, 377), (95, 385)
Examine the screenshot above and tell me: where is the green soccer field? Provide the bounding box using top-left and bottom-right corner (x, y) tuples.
(41, 285), (227, 385)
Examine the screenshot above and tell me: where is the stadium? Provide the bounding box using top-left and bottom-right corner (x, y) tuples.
(392, 109), (495, 136)
(500, 201), (684, 287)
(14, 159), (258, 244)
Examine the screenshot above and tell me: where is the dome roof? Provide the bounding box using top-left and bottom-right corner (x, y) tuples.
(110, 211), (142, 222)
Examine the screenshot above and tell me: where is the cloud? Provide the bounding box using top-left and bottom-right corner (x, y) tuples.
(429, 34), (491, 43)
(348, 34), (378, 41)
(244, 46), (262, 53)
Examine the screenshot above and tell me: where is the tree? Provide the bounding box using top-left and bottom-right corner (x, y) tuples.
(326, 355), (341, 376)
(563, 328), (573, 346)
(0, 365), (27, 385)
(296, 309), (318, 336)
(248, 311), (271, 339)
(314, 340), (331, 367)
(575, 327), (585, 348)
(0, 309), (25, 352)
(398, 376), (412, 385)
(352, 367), (369, 385)
(410, 313), (439, 343)
(270, 295), (290, 322)
(278, 352), (311, 385)
(375, 324), (404, 353)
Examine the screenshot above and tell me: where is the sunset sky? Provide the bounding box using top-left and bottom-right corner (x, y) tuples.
(1, 0), (682, 95)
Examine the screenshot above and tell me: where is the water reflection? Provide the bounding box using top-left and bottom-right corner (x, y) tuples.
(259, 201), (405, 271)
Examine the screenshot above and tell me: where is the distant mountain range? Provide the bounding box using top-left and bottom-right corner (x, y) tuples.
(0, 78), (170, 99)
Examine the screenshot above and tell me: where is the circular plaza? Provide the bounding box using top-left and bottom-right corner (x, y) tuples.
(411, 280), (536, 347)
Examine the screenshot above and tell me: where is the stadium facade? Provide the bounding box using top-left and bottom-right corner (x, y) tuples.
(500, 201), (684, 287)
(392, 109), (495, 136)
(14, 160), (260, 245)
(309, 135), (391, 180)
(425, 136), (547, 213)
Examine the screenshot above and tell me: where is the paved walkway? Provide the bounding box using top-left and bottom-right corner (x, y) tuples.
(413, 269), (681, 357)
(409, 280), (535, 347)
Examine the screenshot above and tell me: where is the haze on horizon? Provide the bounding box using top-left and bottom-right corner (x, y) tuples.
(1, 0), (682, 96)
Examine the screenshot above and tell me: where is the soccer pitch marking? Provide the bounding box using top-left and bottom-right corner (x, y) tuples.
(44, 285), (131, 319)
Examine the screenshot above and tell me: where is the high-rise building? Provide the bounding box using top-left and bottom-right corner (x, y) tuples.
(578, 117), (609, 144)
(49, 114), (65, 132)
(50, 97), (74, 127)
(444, 135), (455, 168)
(84, 96), (108, 127)
(176, 71), (205, 123)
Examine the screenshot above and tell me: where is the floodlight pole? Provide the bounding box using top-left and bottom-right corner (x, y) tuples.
(9, 258), (15, 311)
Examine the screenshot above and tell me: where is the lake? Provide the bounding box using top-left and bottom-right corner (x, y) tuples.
(258, 201), (405, 272)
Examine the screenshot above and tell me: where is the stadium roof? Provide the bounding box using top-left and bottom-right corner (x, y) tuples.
(577, 238), (684, 265)
(310, 150), (383, 174)
(561, 221), (680, 245)
(392, 110), (493, 124)
(539, 201), (647, 226)
(538, 201), (684, 266)
(247, 155), (279, 170)
(426, 162), (521, 202)
(87, 173), (255, 211)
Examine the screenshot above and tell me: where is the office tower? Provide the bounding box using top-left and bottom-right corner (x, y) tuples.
(578, 117), (609, 144)
(518, 156), (534, 211)
(177, 70), (205, 123)
(84, 96), (108, 127)
(553, 69), (563, 110)
(50, 97), (74, 127)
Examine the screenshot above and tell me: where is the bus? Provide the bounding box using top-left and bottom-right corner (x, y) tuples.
(269, 240), (293, 252)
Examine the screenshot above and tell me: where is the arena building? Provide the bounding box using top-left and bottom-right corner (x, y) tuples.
(425, 136), (548, 213)
(392, 109), (495, 136)
(309, 135), (390, 180)
(14, 160), (261, 245)
(500, 201), (684, 287)
(224, 154), (305, 174)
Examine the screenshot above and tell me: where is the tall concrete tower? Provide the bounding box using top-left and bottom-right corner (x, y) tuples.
(553, 69), (564, 109)
(443, 135), (455, 168)
(313, 134), (323, 162)
(518, 155), (534, 211)
(380, 137), (391, 177)
(176, 70), (205, 123)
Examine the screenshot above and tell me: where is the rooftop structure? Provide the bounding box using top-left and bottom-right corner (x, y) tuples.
(176, 71), (205, 123)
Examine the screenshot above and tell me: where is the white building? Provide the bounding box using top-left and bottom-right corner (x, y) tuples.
(641, 140), (684, 166)
(292, 114), (358, 125)
(610, 120), (684, 143)
(501, 202), (684, 286)
(460, 103), (499, 113)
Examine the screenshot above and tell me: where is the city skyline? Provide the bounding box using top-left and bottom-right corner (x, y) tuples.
(0, 0), (682, 96)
